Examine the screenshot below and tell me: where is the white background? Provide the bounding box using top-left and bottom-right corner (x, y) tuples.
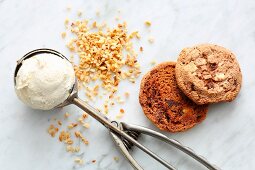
(0, 0), (255, 169)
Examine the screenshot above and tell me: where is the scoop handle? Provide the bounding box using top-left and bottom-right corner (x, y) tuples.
(121, 122), (219, 170)
(72, 97), (111, 127)
(72, 97), (175, 170)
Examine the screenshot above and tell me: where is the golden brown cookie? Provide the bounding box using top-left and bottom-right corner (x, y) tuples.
(139, 62), (208, 132)
(175, 44), (242, 105)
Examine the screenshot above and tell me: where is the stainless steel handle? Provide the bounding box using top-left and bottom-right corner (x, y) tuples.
(121, 122), (219, 170)
(110, 131), (143, 170)
(72, 97), (176, 170)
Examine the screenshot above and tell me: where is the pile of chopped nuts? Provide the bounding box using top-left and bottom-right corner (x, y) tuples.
(63, 17), (142, 114)
(67, 20), (141, 91)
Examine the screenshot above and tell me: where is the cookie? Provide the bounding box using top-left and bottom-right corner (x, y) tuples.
(139, 62), (208, 132)
(175, 44), (242, 105)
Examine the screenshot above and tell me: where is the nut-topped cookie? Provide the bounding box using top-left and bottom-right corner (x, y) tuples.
(139, 62), (208, 132)
(175, 44), (242, 105)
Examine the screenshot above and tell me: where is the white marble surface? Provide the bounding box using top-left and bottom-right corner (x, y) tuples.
(0, 0), (255, 169)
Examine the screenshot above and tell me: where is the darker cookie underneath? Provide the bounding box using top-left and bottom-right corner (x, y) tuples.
(139, 62), (208, 132)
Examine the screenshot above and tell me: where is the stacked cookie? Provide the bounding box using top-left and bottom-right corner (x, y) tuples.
(139, 44), (242, 132)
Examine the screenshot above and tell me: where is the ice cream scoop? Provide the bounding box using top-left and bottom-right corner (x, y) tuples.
(14, 49), (218, 170)
(15, 52), (75, 110)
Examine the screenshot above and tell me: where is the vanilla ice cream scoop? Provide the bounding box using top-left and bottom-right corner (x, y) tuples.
(15, 51), (75, 110)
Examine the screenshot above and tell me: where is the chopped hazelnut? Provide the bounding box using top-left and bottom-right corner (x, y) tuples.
(77, 11), (82, 17)
(57, 120), (62, 126)
(82, 123), (90, 129)
(120, 108), (125, 113)
(148, 37), (154, 43)
(145, 21), (151, 27)
(74, 158), (84, 164)
(213, 73), (226, 81)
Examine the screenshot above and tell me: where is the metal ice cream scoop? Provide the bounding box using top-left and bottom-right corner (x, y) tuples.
(14, 49), (219, 170)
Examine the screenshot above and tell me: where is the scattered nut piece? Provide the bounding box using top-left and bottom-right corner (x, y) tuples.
(148, 37), (154, 43)
(116, 114), (124, 119)
(83, 123), (90, 129)
(77, 11), (82, 17)
(66, 7), (71, 11)
(82, 112), (88, 119)
(92, 21), (97, 28)
(47, 124), (59, 137)
(77, 117), (84, 123)
(96, 10), (100, 16)
(61, 32), (66, 38)
(120, 108), (125, 113)
(124, 92), (129, 97)
(129, 31), (140, 39)
(74, 131), (82, 138)
(59, 131), (71, 142)
(115, 16), (120, 21)
(66, 138), (73, 145)
(64, 18), (69, 25)
(145, 21), (151, 27)
(68, 123), (78, 129)
(74, 131), (89, 144)
(66, 145), (80, 153)
(64, 112), (70, 118)
(113, 156), (119, 162)
(150, 60), (156, 65)
(74, 158), (84, 164)
(57, 120), (62, 126)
